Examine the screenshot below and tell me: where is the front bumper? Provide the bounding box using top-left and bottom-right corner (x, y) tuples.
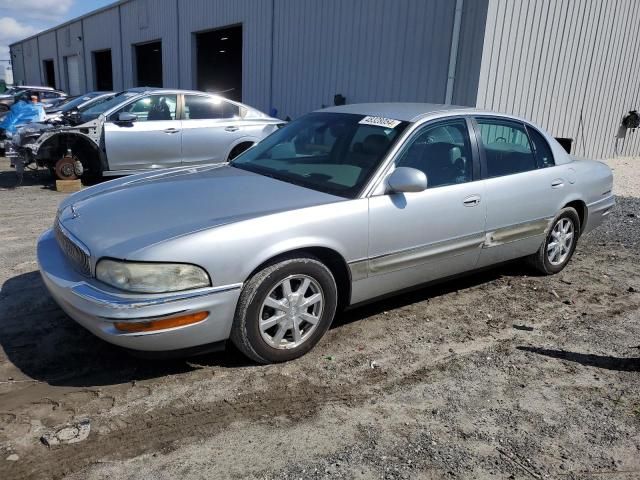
(37, 229), (242, 352)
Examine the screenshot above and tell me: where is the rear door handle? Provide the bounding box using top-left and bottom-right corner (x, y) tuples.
(225, 126), (239, 132)
(163, 128), (180, 134)
(463, 195), (481, 207)
(551, 179), (565, 188)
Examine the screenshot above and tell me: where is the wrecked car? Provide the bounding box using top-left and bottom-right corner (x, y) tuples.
(12, 87), (282, 182)
(0, 85), (67, 113)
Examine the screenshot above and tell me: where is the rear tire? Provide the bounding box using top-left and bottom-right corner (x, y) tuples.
(527, 207), (580, 275)
(230, 255), (338, 364)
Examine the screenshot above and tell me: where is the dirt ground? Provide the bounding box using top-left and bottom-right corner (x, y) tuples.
(0, 157), (638, 480)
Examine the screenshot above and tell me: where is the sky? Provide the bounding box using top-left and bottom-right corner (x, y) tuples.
(0, 0), (115, 67)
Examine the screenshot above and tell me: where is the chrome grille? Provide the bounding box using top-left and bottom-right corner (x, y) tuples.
(54, 221), (91, 276)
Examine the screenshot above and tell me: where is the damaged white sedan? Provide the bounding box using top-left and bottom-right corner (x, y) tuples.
(12, 88), (282, 182)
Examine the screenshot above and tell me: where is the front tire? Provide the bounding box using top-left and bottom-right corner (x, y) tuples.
(230, 256), (338, 364)
(528, 207), (580, 275)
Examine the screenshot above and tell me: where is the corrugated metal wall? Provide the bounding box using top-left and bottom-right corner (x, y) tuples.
(82, 6), (124, 91)
(271, 0), (459, 119)
(120, 0), (179, 88)
(9, 45), (25, 85)
(476, 0), (640, 158)
(56, 21), (86, 93)
(22, 38), (40, 85)
(453, 0), (489, 106)
(37, 31), (59, 87)
(178, 0), (273, 112)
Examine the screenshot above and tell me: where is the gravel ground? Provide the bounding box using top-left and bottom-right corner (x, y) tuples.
(603, 157), (640, 197)
(0, 157), (638, 480)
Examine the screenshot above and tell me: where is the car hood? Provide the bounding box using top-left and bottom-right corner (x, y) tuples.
(58, 164), (344, 258)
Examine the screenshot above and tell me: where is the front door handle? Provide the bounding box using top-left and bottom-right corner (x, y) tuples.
(225, 126), (239, 132)
(463, 195), (481, 207)
(163, 128), (180, 134)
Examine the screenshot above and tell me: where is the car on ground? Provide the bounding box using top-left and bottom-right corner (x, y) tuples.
(0, 85), (67, 112)
(37, 103), (614, 363)
(15, 88), (282, 182)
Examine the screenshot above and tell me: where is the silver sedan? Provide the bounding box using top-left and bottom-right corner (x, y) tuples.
(37, 103), (614, 363)
(18, 88), (282, 181)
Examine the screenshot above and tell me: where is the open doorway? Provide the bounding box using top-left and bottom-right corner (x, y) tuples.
(135, 41), (162, 87)
(195, 24), (242, 101)
(43, 59), (55, 88)
(93, 49), (113, 91)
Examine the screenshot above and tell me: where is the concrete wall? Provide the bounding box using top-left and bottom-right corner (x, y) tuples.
(476, 0), (640, 158)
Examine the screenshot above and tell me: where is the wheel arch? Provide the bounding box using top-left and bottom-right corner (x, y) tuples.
(562, 198), (588, 234)
(38, 133), (103, 169)
(246, 246), (352, 310)
(225, 137), (259, 161)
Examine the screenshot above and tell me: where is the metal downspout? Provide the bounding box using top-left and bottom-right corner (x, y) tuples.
(445, 0), (464, 104)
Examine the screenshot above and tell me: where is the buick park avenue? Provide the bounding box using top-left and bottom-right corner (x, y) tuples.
(38, 103), (614, 363)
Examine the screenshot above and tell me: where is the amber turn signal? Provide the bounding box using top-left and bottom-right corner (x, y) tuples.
(114, 311), (209, 333)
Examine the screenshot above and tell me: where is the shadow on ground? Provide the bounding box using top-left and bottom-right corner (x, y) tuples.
(333, 262), (526, 328)
(0, 271), (252, 388)
(518, 346), (640, 372)
(0, 167), (54, 189)
(1, 262), (529, 388)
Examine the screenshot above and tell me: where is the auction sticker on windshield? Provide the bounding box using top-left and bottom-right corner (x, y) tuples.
(359, 116), (402, 128)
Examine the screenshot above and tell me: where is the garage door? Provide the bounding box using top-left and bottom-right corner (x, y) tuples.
(66, 55), (81, 95)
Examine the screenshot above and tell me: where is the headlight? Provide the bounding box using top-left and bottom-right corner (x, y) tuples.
(95, 259), (211, 294)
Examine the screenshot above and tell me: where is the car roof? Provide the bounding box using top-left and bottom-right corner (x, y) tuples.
(15, 85), (56, 91)
(126, 87), (230, 96)
(318, 103), (475, 122)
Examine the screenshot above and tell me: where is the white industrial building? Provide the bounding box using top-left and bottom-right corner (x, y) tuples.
(9, 0), (640, 158)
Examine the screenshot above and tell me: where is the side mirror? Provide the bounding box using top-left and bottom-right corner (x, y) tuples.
(386, 167), (428, 193)
(117, 112), (137, 123)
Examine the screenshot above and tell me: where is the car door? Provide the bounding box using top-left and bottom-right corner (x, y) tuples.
(472, 117), (566, 267)
(366, 118), (487, 298)
(103, 94), (181, 171)
(180, 94), (247, 165)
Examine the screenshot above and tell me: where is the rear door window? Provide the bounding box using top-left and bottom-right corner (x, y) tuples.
(526, 126), (555, 168)
(475, 118), (537, 177)
(183, 95), (240, 120)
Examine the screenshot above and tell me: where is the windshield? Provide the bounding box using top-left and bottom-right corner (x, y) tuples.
(58, 93), (104, 113)
(232, 112), (408, 198)
(80, 91), (139, 122)
(6, 88), (26, 98)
